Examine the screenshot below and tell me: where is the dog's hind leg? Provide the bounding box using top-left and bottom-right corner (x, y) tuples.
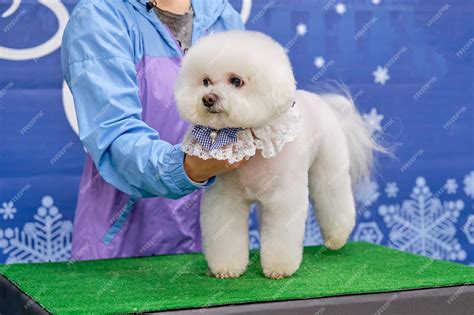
(308, 130), (356, 251)
(200, 176), (251, 278)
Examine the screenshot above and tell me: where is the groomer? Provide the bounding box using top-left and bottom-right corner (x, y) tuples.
(61, 0), (246, 260)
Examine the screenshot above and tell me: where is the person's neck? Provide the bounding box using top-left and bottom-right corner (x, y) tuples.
(155, 0), (191, 15)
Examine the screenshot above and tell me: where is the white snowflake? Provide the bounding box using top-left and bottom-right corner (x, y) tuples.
(372, 66), (390, 85)
(0, 201), (16, 220)
(304, 207), (323, 246)
(335, 3), (346, 15)
(378, 177), (466, 261)
(372, 0), (381, 5)
(355, 178), (380, 207)
(296, 23), (307, 36)
(385, 182), (399, 198)
(313, 56), (326, 68)
(463, 171), (474, 198)
(445, 178), (458, 194)
(463, 215), (474, 244)
(363, 108), (384, 135)
(352, 222), (383, 244)
(0, 196), (72, 264)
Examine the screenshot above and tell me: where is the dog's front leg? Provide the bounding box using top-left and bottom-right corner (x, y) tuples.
(259, 184), (309, 279)
(200, 175), (251, 278)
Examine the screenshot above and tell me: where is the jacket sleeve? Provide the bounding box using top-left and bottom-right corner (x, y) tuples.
(61, 1), (214, 199)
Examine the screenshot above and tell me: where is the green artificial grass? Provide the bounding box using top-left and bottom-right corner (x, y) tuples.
(1, 242), (473, 314)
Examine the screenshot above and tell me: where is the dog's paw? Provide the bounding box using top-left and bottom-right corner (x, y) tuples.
(209, 267), (245, 279)
(262, 261), (299, 279)
(208, 262), (247, 279)
(263, 271), (292, 280)
(323, 224), (353, 250)
(263, 268), (296, 280)
(324, 236), (348, 250)
(260, 249), (302, 279)
(212, 270), (243, 279)
(322, 218), (355, 250)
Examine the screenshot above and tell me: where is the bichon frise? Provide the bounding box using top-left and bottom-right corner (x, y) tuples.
(175, 31), (384, 279)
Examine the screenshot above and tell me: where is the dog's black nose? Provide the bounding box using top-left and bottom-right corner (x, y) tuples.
(202, 93), (218, 107)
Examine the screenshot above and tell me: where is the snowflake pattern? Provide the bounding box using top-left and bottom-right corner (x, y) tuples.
(445, 179), (458, 194)
(362, 208), (372, 219)
(313, 56), (325, 68)
(385, 182), (399, 198)
(464, 171), (474, 198)
(0, 196), (72, 264)
(0, 201), (16, 220)
(353, 222), (383, 244)
(378, 177), (466, 261)
(363, 108), (384, 135)
(296, 23), (307, 36)
(463, 215), (474, 244)
(335, 3), (346, 15)
(373, 66), (390, 85)
(355, 178), (380, 207)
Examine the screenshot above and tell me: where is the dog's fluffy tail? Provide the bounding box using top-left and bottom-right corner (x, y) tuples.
(320, 93), (388, 186)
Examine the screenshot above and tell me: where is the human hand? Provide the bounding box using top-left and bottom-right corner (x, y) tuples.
(183, 154), (249, 183)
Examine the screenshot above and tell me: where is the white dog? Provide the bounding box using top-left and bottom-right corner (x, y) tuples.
(175, 31), (383, 279)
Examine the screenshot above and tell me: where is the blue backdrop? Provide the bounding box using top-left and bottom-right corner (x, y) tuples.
(0, 0), (473, 265)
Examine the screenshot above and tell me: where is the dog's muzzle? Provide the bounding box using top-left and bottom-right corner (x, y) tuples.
(202, 93), (222, 113)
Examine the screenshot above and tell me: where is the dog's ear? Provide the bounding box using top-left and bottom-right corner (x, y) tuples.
(267, 63), (297, 113)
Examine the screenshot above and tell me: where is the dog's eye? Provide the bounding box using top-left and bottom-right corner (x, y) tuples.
(203, 78), (212, 87)
(229, 76), (244, 88)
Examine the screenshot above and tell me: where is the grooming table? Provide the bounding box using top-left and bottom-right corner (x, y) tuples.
(1, 242), (473, 314)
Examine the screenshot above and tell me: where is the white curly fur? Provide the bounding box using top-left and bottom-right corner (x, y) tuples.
(175, 31), (381, 279)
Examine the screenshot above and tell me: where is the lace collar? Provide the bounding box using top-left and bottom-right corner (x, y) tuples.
(181, 106), (302, 164)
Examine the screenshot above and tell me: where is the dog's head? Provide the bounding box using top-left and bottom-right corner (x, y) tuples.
(175, 31), (296, 129)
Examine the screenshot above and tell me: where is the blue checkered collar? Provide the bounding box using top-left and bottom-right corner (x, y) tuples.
(191, 126), (242, 150)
